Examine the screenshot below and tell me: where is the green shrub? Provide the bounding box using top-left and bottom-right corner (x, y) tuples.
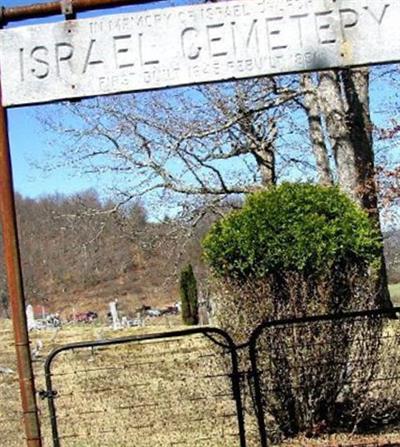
(203, 183), (381, 281)
(180, 264), (199, 325)
(202, 183), (384, 439)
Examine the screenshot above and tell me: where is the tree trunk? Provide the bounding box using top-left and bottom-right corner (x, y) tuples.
(301, 74), (333, 186)
(236, 98), (276, 186)
(341, 68), (377, 214)
(341, 68), (393, 310)
(318, 71), (358, 196)
(318, 69), (393, 310)
(252, 119), (276, 186)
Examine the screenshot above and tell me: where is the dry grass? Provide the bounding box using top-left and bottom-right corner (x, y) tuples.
(0, 319), (240, 447)
(0, 318), (399, 447)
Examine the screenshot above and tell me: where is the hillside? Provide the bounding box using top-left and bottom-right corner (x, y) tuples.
(47, 257), (180, 318)
(0, 191), (208, 320)
(1, 191), (400, 319)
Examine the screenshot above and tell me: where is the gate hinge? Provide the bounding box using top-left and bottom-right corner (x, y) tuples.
(60, 0), (75, 20)
(38, 389), (58, 400)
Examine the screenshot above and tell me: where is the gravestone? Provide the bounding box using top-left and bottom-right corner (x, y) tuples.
(109, 300), (121, 330)
(26, 304), (36, 331)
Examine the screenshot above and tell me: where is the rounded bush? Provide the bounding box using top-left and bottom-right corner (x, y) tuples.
(203, 183), (381, 280)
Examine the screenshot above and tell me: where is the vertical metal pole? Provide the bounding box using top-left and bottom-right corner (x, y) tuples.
(229, 346), (247, 447)
(0, 86), (43, 446)
(249, 338), (268, 447)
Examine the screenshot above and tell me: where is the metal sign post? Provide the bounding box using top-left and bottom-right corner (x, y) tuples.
(0, 89), (42, 446)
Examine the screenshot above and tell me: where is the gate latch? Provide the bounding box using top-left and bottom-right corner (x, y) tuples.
(38, 389), (58, 400)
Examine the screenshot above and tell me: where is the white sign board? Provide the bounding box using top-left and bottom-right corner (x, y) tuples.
(0, 0), (398, 106)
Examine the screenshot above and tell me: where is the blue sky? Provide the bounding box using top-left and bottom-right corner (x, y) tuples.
(2, 0), (400, 205)
(4, 0), (107, 198)
(4, 0), (70, 197)
(3, 0), (173, 199)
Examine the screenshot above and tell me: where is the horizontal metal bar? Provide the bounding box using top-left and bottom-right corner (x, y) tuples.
(247, 306), (400, 350)
(0, 0), (161, 25)
(45, 326), (235, 372)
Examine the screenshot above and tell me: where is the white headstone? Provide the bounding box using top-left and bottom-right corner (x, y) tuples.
(26, 305), (36, 331)
(109, 300), (121, 330)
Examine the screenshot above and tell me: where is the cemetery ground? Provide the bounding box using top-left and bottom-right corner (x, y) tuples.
(0, 314), (400, 447)
(0, 316), (241, 447)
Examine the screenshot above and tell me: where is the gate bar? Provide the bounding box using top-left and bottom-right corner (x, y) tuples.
(0, 85), (42, 446)
(0, 0), (158, 24)
(44, 326), (247, 447)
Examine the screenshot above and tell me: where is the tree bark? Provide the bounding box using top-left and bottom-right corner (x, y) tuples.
(318, 69), (393, 310)
(301, 74), (333, 186)
(318, 71), (358, 196)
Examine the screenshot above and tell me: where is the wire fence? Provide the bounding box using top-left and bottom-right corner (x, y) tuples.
(249, 309), (400, 447)
(42, 328), (246, 447)
(1, 309), (400, 447)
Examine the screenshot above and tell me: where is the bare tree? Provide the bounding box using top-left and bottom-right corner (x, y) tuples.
(35, 67), (397, 309)
(8, 191), (148, 300)
(38, 79), (302, 213)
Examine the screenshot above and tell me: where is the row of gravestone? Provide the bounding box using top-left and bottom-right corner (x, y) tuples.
(25, 301), (143, 331)
(25, 304), (61, 331)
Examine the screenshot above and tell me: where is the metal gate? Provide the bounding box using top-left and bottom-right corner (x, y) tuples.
(42, 307), (400, 447)
(42, 327), (246, 447)
(249, 307), (400, 447)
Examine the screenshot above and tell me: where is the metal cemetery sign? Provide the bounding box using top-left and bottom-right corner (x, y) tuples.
(0, 0), (398, 106)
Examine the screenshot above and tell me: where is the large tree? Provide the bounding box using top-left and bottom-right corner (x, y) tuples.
(38, 78), (301, 213)
(311, 68), (393, 308)
(37, 67), (395, 308)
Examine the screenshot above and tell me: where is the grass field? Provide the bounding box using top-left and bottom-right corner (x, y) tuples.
(0, 318), (399, 447)
(0, 320), (242, 447)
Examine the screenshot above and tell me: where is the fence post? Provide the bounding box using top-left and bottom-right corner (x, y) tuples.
(249, 339), (268, 447)
(0, 87), (42, 447)
(229, 346), (247, 447)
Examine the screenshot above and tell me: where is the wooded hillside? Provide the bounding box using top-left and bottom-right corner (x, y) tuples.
(1, 188), (399, 319)
(0, 190), (210, 317)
